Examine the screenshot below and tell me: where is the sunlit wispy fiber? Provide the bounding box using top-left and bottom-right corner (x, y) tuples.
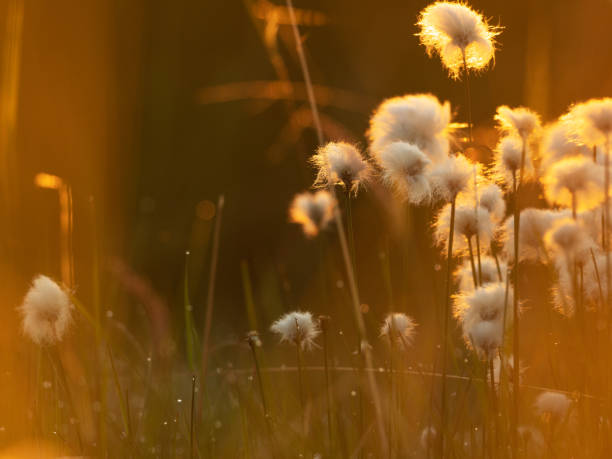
(310, 141), (371, 195)
(429, 153), (473, 202)
(270, 310), (320, 350)
(492, 135), (534, 186)
(533, 391), (572, 420)
(542, 156), (604, 212)
(495, 105), (541, 141)
(379, 312), (417, 350)
(434, 200), (493, 255)
(416, 2), (501, 79)
(19, 275), (73, 345)
(454, 281), (512, 332)
(478, 182), (506, 221)
(368, 93), (451, 163)
(378, 141), (432, 204)
(540, 120), (592, 170)
(289, 190), (336, 238)
(569, 98), (612, 146)
(544, 217), (594, 265)
(504, 208), (570, 263)
(456, 256), (506, 293)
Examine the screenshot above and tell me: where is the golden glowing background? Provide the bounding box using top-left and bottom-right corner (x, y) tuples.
(1, 0), (612, 449)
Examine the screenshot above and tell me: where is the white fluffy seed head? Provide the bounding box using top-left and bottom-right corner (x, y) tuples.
(544, 217), (594, 265)
(540, 119), (592, 170)
(310, 142), (371, 195)
(552, 259), (575, 317)
(479, 182), (506, 221)
(289, 191), (336, 238)
(455, 256), (506, 293)
(534, 391), (572, 420)
(542, 156), (604, 211)
(270, 311), (320, 350)
(429, 154), (473, 202)
(455, 281), (512, 331)
(569, 98), (612, 146)
(504, 208), (570, 263)
(495, 106), (541, 140)
(466, 319), (503, 357)
(378, 141), (432, 204)
(416, 2), (500, 79)
(379, 313), (418, 350)
(434, 201), (494, 255)
(19, 275), (73, 346)
(368, 94), (451, 163)
(493, 136), (533, 186)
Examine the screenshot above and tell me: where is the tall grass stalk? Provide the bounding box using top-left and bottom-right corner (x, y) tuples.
(439, 196), (456, 458)
(320, 316), (334, 453)
(285, 0), (387, 449)
(247, 335), (275, 456)
(200, 195), (225, 395)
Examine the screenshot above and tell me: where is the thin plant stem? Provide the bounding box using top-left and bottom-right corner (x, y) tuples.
(285, 0), (386, 448)
(439, 196), (457, 458)
(190, 375), (196, 459)
(511, 166), (521, 459)
(320, 317), (334, 453)
(467, 236), (478, 289)
(200, 195), (225, 397)
(489, 356), (499, 458)
(248, 338), (275, 457)
(296, 341), (306, 437)
(461, 53), (473, 144)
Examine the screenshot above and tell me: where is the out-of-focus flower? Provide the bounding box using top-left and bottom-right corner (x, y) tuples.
(289, 190), (336, 238)
(19, 275), (73, 346)
(270, 311), (320, 350)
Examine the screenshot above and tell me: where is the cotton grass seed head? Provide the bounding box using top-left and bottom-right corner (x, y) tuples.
(455, 281), (512, 331)
(311, 141), (371, 195)
(542, 156), (604, 211)
(540, 120), (592, 170)
(434, 201), (494, 255)
(416, 2), (500, 79)
(504, 208), (570, 263)
(270, 311), (320, 350)
(456, 256), (506, 293)
(368, 94), (451, 163)
(19, 275), (73, 346)
(534, 391), (572, 420)
(379, 313), (417, 350)
(378, 141), (432, 204)
(569, 98), (612, 146)
(289, 190), (336, 238)
(467, 319), (503, 357)
(544, 217), (594, 265)
(478, 182), (506, 221)
(495, 106), (541, 140)
(429, 153), (473, 202)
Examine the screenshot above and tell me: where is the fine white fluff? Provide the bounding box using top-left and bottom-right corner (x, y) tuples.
(368, 94), (451, 163)
(478, 182), (506, 221)
(542, 156), (604, 211)
(455, 256), (506, 293)
(495, 106), (541, 140)
(544, 217), (594, 265)
(434, 201), (494, 255)
(379, 313), (417, 350)
(569, 98), (612, 146)
(378, 141), (432, 204)
(311, 141), (371, 195)
(533, 391), (572, 419)
(493, 136), (532, 186)
(540, 120), (592, 170)
(551, 259), (575, 317)
(455, 282), (512, 356)
(19, 275), (73, 345)
(416, 2), (500, 78)
(270, 311), (320, 350)
(289, 190), (336, 238)
(583, 251), (608, 307)
(429, 153), (473, 202)
(504, 208), (570, 263)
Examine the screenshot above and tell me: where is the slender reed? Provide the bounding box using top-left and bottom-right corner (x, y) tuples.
(439, 196), (457, 458)
(320, 316), (334, 453)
